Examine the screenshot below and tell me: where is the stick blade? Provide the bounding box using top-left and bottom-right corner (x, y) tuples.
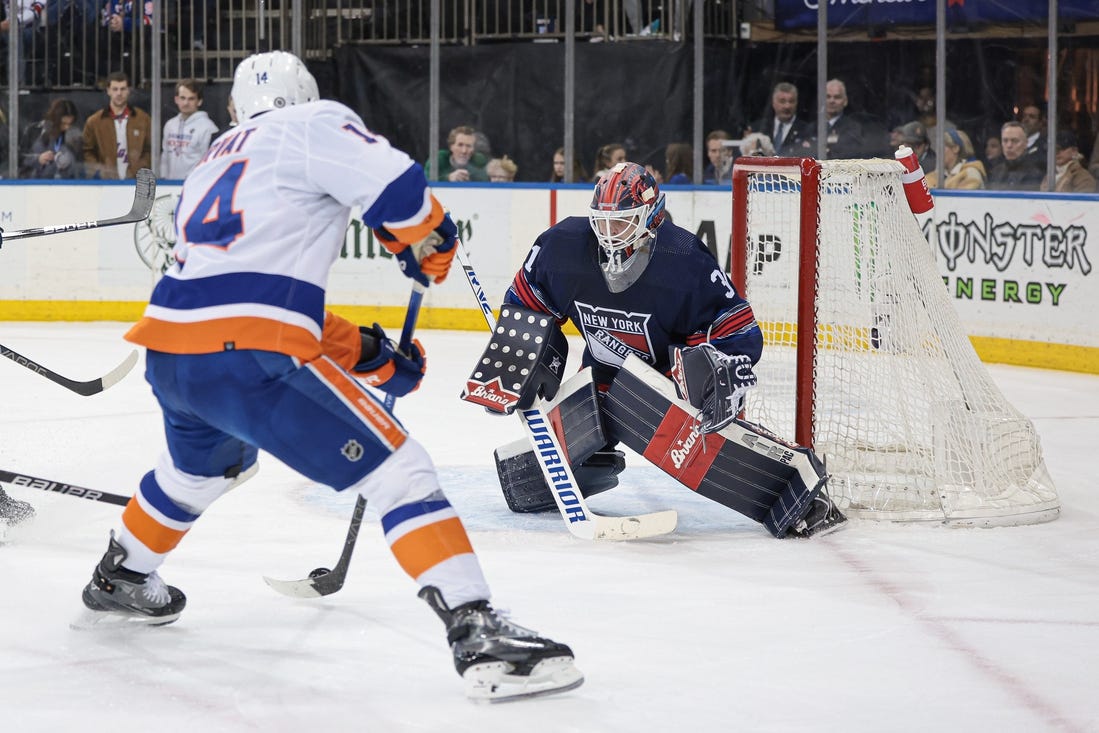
(98, 350), (139, 392)
(262, 571), (345, 599)
(592, 509), (678, 541)
(131, 168), (157, 220)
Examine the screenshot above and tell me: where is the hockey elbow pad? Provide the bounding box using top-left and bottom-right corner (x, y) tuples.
(352, 323), (427, 397)
(461, 305), (569, 415)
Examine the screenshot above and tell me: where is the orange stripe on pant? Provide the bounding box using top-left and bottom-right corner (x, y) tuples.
(126, 315), (323, 361)
(311, 357), (408, 450)
(389, 517), (475, 579)
(121, 498), (189, 555)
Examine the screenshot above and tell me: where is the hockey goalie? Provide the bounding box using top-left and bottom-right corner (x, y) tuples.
(461, 162), (845, 538)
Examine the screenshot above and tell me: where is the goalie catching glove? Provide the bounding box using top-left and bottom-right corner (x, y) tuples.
(374, 211), (459, 287)
(670, 343), (757, 434)
(351, 323), (427, 397)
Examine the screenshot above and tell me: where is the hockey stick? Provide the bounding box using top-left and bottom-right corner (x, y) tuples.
(0, 468), (129, 506)
(2, 168), (156, 241)
(456, 242), (678, 541)
(263, 282), (427, 598)
(1, 344), (138, 396)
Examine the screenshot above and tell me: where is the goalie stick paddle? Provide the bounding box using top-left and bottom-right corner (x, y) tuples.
(2, 168), (156, 241)
(0, 468), (129, 506)
(455, 241), (677, 541)
(0, 345), (138, 396)
(263, 282), (427, 599)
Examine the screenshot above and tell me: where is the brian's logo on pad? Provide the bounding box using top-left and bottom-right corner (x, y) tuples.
(461, 377), (519, 414)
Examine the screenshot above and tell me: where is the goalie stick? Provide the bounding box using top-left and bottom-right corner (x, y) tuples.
(263, 282), (426, 598)
(1, 345), (138, 396)
(2, 168), (156, 242)
(456, 241), (677, 541)
(0, 468), (129, 506)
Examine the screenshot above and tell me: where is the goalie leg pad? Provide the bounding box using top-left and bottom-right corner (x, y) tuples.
(495, 439), (625, 514)
(604, 354), (828, 537)
(495, 369), (621, 513)
(462, 305), (569, 415)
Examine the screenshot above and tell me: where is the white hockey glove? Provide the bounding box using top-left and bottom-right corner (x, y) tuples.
(670, 344), (757, 434)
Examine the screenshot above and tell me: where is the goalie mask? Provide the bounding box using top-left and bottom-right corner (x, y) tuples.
(589, 162), (666, 293)
(231, 51), (319, 122)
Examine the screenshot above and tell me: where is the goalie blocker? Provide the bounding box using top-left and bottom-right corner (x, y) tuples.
(461, 305), (569, 415)
(605, 355), (841, 538)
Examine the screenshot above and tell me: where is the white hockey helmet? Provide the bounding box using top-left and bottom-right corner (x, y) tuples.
(231, 51), (319, 122)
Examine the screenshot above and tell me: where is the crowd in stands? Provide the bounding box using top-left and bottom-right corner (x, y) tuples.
(7, 72), (1099, 194)
(10, 73), (224, 182)
(419, 78), (1096, 193)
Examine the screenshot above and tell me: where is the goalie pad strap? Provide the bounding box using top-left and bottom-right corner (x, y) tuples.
(461, 305), (569, 415)
(604, 354), (826, 537)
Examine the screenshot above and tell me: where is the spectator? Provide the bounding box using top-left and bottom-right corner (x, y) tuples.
(925, 129), (985, 190)
(663, 142), (692, 184)
(896, 121), (936, 173)
(984, 134), (1003, 170)
(221, 96), (239, 135)
(101, 0), (154, 82)
(823, 79), (865, 160)
(909, 86), (955, 145)
(750, 82), (813, 157)
(425, 125), (489, 182)
(103, 0), (151, 31)
(550, 147), (587, 182)
(19, 98), (84, 179)
(987, 121), (1043, 191)
(487, 155), (518, 182)
(1039, 130), (1097, 193)
(82, 71), (152, 179)
(1018, 103), (1048, 163)
(591, 142), (626, 181)
(1, 0), (38, 85)
(160, 78), (219, 180)
(702, 130), (733, 185)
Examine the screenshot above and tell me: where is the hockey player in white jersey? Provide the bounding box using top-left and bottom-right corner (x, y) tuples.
(76, 50), (582, 702)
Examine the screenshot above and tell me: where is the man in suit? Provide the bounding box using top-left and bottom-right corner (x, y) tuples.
(823, 78), (865, 160)
(750, 82), (814, 157)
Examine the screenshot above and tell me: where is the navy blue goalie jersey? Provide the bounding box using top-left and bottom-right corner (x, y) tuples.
(505, 216), (763, 387)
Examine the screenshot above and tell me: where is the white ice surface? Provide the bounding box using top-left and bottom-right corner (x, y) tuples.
(1, 323), (1097, 732)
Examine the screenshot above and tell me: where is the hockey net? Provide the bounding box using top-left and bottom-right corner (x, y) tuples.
(730, 157), (1059, 526)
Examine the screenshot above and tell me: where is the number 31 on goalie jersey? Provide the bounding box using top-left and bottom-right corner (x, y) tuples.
(183, 160), (247, 248)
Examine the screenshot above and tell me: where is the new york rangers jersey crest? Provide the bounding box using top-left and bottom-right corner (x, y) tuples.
(574, 302), (655, 367)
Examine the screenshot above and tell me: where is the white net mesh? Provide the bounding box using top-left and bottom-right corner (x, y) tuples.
(736, 158), (1059, 526)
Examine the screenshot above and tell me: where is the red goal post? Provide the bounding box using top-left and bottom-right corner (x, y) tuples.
(729, 156), (1059, 526)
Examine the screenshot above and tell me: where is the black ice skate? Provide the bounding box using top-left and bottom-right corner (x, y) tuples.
(76, 532), (187, 628)
(0, 487), (35, 538)
(789, 489), (848, 538)
(419, 585), (584, 702)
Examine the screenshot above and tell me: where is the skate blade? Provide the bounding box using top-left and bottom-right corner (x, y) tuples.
(463, 656), (584, 703)
(69, 606), (182, 631)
